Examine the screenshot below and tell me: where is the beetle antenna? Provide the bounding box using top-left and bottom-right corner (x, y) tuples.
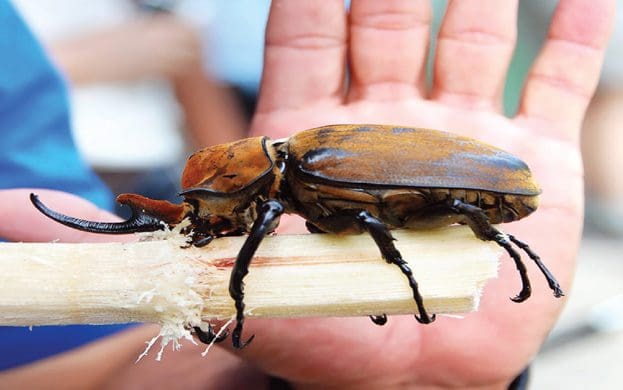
(507, 235), (564, 298)
(30, 193), (165, 234)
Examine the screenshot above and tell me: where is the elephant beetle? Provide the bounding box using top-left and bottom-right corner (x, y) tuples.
(31, 124), (564, 349)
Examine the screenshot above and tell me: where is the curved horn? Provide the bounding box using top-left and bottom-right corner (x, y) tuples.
(30, 193), (165, 234)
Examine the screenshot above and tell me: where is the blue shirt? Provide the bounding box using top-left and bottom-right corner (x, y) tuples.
(0, 1), (129, 370)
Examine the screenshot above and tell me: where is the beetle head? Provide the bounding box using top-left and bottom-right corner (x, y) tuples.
(180, 137), (277, 235)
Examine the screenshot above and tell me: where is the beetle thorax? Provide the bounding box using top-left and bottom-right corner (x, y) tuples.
(178, 136), (282, 235)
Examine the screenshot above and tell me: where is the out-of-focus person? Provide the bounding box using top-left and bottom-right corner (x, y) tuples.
(0, 0), (126, 370)
(13, 0), (249, 201)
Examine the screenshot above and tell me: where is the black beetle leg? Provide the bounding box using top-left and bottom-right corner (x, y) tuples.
(30, 193), (165, 234)
(179, 233), (213, 249)
(450, 200), (532, 302)
(508, 235), (564, 298)
(192, 325), (229, 344)
(192, 234), (214, 248)
(305, 221), (327, 234)
(229, 200), (284, 349)
(370, 314), (388, 326)
(356, 210), (435, 324)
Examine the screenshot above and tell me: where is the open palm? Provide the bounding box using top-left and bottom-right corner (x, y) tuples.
(235, 1), (615, 388)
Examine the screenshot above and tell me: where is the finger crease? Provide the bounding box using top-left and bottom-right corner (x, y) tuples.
(528, 73), (593, 100)
(350, 13), (431, 31)
(438, 30), (514, 47)
(547, 36), (607, 53)
(435, 88), (497, 103)
(266, 35), (345, 50)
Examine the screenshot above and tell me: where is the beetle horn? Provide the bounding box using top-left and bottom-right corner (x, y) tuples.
(30, 193), (166, 234)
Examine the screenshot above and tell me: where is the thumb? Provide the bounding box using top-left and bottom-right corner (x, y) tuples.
(0, 188), (126, 243)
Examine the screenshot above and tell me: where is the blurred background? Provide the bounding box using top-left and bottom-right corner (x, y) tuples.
(2, 0), (622, 388)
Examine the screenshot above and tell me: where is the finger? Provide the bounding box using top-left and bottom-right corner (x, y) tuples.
(432, 0), (518, 110)
(256, 0), (347, 113)
(0, 189), (124, 243)
(516, 0), (615, 140)
(347, 0), (431, 101)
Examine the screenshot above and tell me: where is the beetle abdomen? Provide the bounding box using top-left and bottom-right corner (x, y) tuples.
(288, 125), (540, 196)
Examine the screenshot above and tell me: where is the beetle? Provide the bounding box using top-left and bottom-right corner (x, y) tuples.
(31, 124), (564, 349)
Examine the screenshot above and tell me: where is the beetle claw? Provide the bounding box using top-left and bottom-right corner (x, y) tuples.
(507, 235), (565, 299)
(415, 313), (436, 324)
(510, 291), (531, 303)
(370, 314), (388, 326)
(231, 324), (255, 349)
(193, 324), (229, 344)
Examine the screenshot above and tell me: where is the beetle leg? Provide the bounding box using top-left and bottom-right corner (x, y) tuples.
(229, 200), (285, 349)
(355, 210), (436, 324)
(450, 200), (533, 302)
(305, 221), (327, 234)
(508, 235), (564, 298)
(192, 234), (214, 248)
(192, 325), (229, 344)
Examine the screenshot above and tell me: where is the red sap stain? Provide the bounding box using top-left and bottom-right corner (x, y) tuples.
(212, 256), (275, 268)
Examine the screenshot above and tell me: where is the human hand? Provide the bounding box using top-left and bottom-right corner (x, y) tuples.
(235, 0), (615, 388)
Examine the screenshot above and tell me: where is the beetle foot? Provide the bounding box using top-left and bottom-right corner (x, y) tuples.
(414, 313), (436, 324)
(192, 324), (229, 344)
(231, 323), (255, 349)
(507, 235), (565, 299)
(192, 235), (214, 248)
(510, 290), (531, 303)
(370, 314), (387, 325)
(492, 233), (532, 303)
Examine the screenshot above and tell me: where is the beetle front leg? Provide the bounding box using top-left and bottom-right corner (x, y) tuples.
(192, 324), (229, 344)
(356, 210), (436, 324)
(229, 200), (284, 349)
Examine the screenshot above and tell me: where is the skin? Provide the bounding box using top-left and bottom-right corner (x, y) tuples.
(0, 0), (615, 389)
